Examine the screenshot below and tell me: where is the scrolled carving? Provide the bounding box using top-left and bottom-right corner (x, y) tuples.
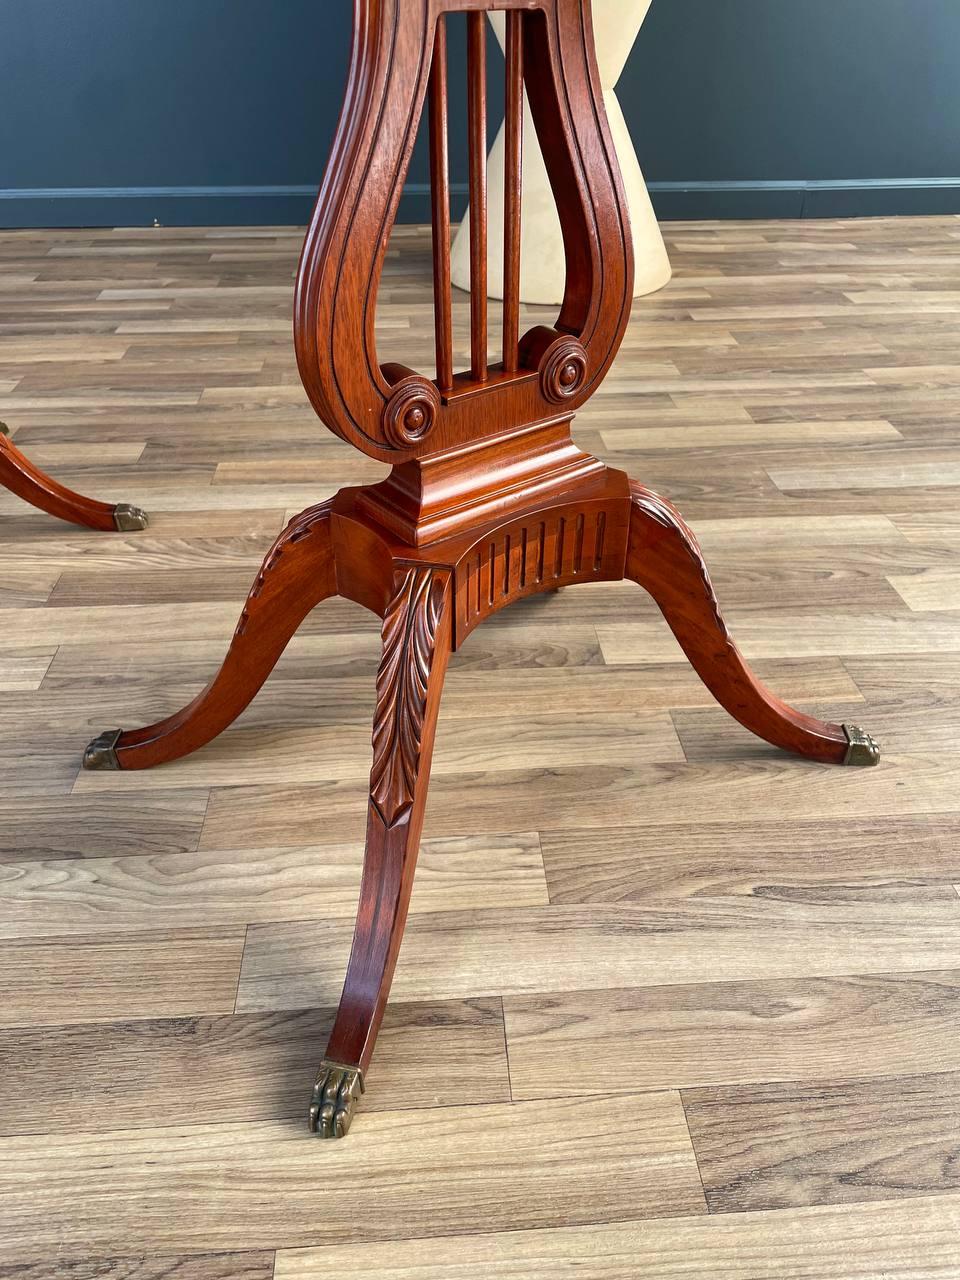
(370, 566), (448, 827)
(382, 376), (441, 450)
(631, 487), (728, 640)
(539, 335), (588, 405)
(234, 500), (333, 639)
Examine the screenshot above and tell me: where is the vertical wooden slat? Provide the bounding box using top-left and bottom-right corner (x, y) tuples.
(467, 11), (488, 382)
(502, 10), (523, 373)
(428, 16), (454, 391)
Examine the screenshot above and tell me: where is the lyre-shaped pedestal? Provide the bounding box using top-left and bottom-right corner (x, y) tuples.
(451, 2), (672, 303)
(83, 0), (879, 1140)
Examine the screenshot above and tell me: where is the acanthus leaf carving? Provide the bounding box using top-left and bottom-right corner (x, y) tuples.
(370, 565), (448, 827)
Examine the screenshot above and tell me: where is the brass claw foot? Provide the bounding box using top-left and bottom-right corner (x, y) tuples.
(843, 724), (881, 767)
(309, 1061), (364, 1139)
(112, 503), (149, 532)
(83, 729), (122, 771)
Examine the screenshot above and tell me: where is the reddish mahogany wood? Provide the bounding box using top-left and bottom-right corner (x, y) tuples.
(626, 482), (849, 764)
(0, 426), (144, 532)
(83, 0), (878, 1138)
(428, 15), (454, 392)
(324, 567), (453, 1073)
(294, 0), (633, 467)
(502, 9), (524, 372)
(97, 502), (336, 769)
(467, 10), (488, 382)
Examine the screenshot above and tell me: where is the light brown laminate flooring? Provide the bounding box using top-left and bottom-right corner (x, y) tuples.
(1, 215), (959, 1278)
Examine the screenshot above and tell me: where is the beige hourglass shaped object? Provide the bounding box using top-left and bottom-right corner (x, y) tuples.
(451, 0), (671, 305)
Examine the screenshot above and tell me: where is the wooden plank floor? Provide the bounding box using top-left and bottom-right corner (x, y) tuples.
(1, 215), (959, 1278)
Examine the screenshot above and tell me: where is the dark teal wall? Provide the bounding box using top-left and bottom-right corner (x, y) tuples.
(1, 0), (958, 227)
(626, 0), (960, 217)
(0, 0), (349, 225)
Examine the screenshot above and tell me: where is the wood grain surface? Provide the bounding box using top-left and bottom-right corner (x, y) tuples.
(1, 213), (959, 1275)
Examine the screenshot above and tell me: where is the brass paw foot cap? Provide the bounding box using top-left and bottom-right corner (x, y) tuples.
(83, 729), (122, 771)
(842, 723), (881, 767)
(309, 1060), (364, 1139)
(113, 503), (148, 532)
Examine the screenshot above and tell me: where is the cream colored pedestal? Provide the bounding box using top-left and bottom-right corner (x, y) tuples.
(451, 0), (672, 305)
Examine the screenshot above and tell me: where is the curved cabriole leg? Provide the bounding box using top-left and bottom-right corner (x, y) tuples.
(310, 564), (453, 1138)
(83, 501), (337, 771)
(0, 423), (147, 531)
(626, 483), (879, 766)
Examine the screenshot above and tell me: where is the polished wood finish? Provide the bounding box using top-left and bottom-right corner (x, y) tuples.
(0, 424), (145, 532)
(626, 481), (850, 764)
(72, 0), (877, 1152)
(324, 567), (453, 1076)
(467, 10), (488, 382)
(0, 205), (956, 1272)
(428, 16), (454, 392)
(85, 502), (336, 769)
(293, 1), (632, 471)
(502, 9), (524, 372)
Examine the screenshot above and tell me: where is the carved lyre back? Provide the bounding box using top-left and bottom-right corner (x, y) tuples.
(294, 0), (633, 540)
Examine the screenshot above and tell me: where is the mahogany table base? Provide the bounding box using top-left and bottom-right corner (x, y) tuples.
(83, 464), (880, 1138)
(81, 0), (880, 1141)
(0, 422), (147, 531)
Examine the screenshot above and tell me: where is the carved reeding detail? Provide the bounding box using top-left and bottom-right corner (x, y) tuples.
(382, 376), (441, 449)
(631, 489), (728, 639)
(457, 506), (614, 639)
(234, 502), (332, 640)
(539, 335), (588, 405)
(370, 565), (448, 828)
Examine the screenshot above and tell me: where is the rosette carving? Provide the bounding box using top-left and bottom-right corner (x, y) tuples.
(382, 375), (441, 449)
(370, 566), (448, 827)
(539, 335), (588, 405)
